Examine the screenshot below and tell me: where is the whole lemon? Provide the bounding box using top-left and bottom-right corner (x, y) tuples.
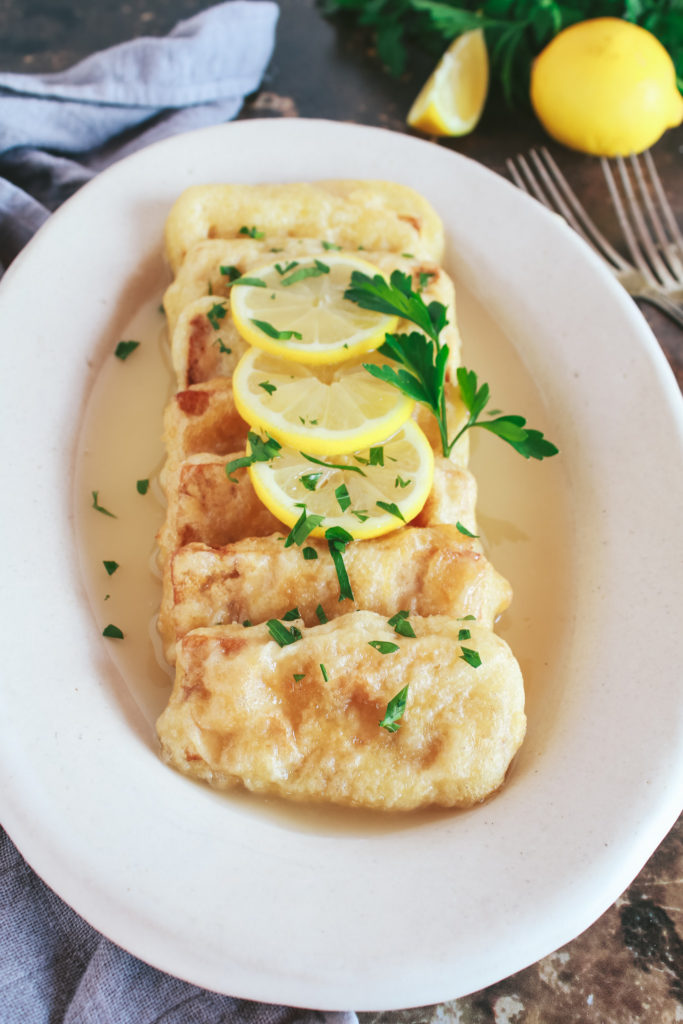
(530, 17), (683, 156)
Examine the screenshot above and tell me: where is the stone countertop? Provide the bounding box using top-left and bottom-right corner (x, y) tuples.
(1, 1), (681, 1020)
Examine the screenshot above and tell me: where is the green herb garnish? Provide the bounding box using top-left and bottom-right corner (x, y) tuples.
(301, 452), (366, 476)
(456, 521), (478, 538)
(114, 340), (139, 361)
(232, 276), (267, 288)
(379, 684), (409, 733)
(220, 264), (241, 281)
(293, 673), (305, 682)
(345, 269), (558, 460)
(335, 483), (352, 511)
(258, 380), (277, 395)
(316, 603), (328, 623)
(320, 663), (329, 682)
(239, 225), (264, 239)
(368, 640), (400, 654)
(103, 560), (119, 576)
(282, 607), (301, 621)
(388, 610), (416, 638)
(102, 624), (124, 639)
(460, 646), (482, 668)
(136, 479), (149, 495)
(376, 500), (405, 522)
(275, 260), (299, 275)
(267, 619), (302, 646)
(280, 259), (330, 287)
(325, 526), (354, 602)
(302, 546), (319, 560)
(321, 241), (341, 250)
(207, 302), (227, 330)
(91, 491), (116, 518)
(284, 504), (325, 548)
(300, 472), (322, 491)
(251, 318), (303, 341)
(458, 628), (472, 641)
(225, 432), (281, 482)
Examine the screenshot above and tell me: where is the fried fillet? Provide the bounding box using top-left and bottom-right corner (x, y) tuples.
(156, 454), (282, 570)
(156, 612), (526, 810)
(164, 180), (445, 273)
(158, 525), (512, 662)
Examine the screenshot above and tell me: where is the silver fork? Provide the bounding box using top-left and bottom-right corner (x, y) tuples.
(506, 147), (683, 329)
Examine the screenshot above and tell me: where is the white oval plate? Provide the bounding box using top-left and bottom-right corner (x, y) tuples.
(1, 119), (682, 1012)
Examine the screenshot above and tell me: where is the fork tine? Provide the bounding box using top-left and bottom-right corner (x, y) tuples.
(639, 151), (683, 280)
(606, 156), (678, 290)
(601, 157), (659, 288)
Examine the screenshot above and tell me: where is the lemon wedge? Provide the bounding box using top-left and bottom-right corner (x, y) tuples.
(530, 18), (683, 156)
(229, 253), (399, 364)
(248, 420), (435, 540)
(232, 347), (415, 456)
(407, 29), (489, 137)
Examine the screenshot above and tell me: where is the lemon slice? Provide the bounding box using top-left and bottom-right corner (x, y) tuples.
(407, 29), (489, 137)
(232, 347), (415, 456)
(248, 420), (435, 540)
(229, 253), (399, 364)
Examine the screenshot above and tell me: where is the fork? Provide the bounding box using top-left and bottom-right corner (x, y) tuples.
(506, 147), (683, 329)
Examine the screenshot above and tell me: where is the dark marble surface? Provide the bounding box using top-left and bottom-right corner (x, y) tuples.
(1, 1), (681, 1019)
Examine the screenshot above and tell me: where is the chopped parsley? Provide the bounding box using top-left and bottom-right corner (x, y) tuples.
(315, 603), (328, 623)
(379, 685), (409, 733)
(114, 340), (139, 361)
(388, 610), (416, 638)
(320, 663), (329, 682)
(325, 526), (354, 602)
(267, 619), (302, 646)
(103, 560), (119, 576)
(368, 640), (399, 654)
(220, 264), (241, 281)
(300, 472), (322, 491)
(206, 302), (227, 330)
(460, 646), (482, 668)
(136, 479), (149, 495)
(239, 225), (264, 239)
(376, 500), (405, 522)
(456, 521), (478, 538)
(275, 260), (299, 276)
(284, 504), (325, 548)
(258, 380), (277, 395)
(458, 628), (472, 641)
(334, 483), (351, 512)
(282, 607), (301, 621)
(251, 319), (303, 341)
(225, 432), (281, 482)
(395, 475), (411, 488)
(280, 260), (330, 287)
(91, 491), (116, 518)
(102, 624), (124, 639)
(302, 546), (318, 560)
(293, 673), (305, 682)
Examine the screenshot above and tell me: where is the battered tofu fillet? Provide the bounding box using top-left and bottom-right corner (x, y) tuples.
(156, 613), (526, 810)
(158, 526), (512, 663)
(164, 180), (446, 272)
(153, 179), (527, 810)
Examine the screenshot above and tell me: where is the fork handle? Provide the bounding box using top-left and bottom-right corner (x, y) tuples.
(634, 293), (683, 330)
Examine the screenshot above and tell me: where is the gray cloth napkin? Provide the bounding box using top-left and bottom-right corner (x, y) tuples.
(0, 3), (357, 1019)
(1, 828), (358, 1022)
(0, 0), (279, 274)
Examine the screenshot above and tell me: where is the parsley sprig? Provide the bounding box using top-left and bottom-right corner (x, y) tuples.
(345, 269), (558, 461)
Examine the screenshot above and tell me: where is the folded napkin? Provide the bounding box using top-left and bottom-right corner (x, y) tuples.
(0, 0), (278, 274)
(1, 828), (358, 1022)
(0, 4), (356, 1019)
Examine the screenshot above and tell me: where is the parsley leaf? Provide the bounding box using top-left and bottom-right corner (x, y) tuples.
(91, 491), (116, 518)
(258, 380), (277, 395)
(103, 560), (119, 576)
(456, 520), (478, 538)
(325, 526), (355, 602)
(136, 479), (149, 495)
(102, 624), (124, 639)
(460, 646), (482, 668)
(225, 432), (281, 482)
(206, 302), (227, 330)
(267, 619), (302, 646)
(388, 610), (416, 638)
(368, 640), (400, 654)
(284, 504), (325, 548)
(114, 340), (139, 361)
(239, 225), (264, 239)
(220, 264), (241, 281)
(251, 319), (303, 341)
(379, 684), (409, 733)
(280, 259), (330, 286)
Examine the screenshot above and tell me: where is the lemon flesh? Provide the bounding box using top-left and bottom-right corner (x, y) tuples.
(531, 18), (683, 156)
(407, 29), (489, 137)
(232, 347), (415, 456)
(230, 254), (399, 365)
(248, 420), (435, 540)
